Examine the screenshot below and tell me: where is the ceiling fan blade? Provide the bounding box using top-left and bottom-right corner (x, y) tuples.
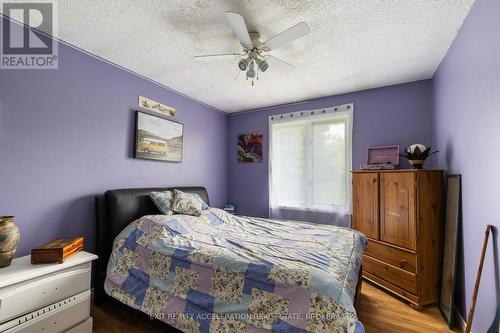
(194, 53), (243, 60)
(235, 68), (242, 80)
(266, 55), (296, 72)
(225, 12), (253, 49)
(262, 22), (310, 51)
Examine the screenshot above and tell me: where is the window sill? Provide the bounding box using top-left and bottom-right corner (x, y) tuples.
(274, 205), (350, 214)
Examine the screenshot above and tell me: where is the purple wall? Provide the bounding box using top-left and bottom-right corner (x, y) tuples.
(0, 24), (228, 257)
(432, 0), (500, 330)
(227, 80), (433, 217)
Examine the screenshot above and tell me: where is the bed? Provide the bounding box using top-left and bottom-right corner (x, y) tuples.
(95, 187), (367, 333)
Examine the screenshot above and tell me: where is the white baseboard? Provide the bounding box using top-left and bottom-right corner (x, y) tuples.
(454, 305), (469, 333)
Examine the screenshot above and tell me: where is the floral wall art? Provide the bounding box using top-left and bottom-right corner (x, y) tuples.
(237, 132), (263, 163)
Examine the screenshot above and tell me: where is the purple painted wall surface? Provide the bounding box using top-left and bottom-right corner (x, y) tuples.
(227, 80), (434, 218)
(0, 24), (228, 256)
(432, 0), (500, 330)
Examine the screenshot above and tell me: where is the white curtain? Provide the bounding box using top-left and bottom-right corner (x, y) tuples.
(268, 103), (354, 227)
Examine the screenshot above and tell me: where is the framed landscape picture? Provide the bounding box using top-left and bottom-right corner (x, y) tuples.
(135, 111), (183, 162)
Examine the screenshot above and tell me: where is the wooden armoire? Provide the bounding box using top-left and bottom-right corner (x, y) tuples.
(352, 170), (444, 308)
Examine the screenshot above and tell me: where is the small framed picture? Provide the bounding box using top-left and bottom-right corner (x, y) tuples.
(238, 132), (263, 163)
(135, 111), (183, 162)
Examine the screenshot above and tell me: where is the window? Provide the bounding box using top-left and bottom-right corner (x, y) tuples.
(269, 105), (353, 213)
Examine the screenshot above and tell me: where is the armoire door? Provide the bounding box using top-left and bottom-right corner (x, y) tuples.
(379, 172), (416, 250)
(352, 172), (379, 239)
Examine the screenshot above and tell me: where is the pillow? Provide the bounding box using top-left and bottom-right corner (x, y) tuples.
(171, 189), (204, 216)
(149, 190), (175, 215)
(194, 194), (209, 210)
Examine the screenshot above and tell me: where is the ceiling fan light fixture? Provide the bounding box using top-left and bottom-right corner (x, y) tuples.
(195, 12), (307, 86)
(256, 59), (269, 72)
(247, 61), (256, 78)
(238, 58), (250, 71)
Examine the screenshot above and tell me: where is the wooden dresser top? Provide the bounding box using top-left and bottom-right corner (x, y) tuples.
(0, 251), (97, 288)
(352, 169), (444, 173)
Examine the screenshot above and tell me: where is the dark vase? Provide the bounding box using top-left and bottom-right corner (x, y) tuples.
(0, 216), (20, 268)
(408, 159), (426, 169)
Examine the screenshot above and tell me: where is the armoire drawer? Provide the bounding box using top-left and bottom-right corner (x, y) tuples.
(365, 239), (417, 273)
(363, 255), (417, 294)
(0, 262), (91, 324)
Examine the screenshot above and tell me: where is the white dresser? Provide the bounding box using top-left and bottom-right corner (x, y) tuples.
(0, 251), (97, 333)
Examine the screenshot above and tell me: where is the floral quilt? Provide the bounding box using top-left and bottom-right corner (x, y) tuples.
(105, 208), (367, 333)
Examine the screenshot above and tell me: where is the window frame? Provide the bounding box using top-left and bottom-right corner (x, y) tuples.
(269, 106), (353, 214)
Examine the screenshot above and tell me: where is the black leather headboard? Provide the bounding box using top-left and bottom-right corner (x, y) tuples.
(94, 186), (209, 304)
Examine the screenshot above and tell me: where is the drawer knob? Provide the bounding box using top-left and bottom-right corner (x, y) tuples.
(400, 259), (407, 267)
(371, 179), (377, 183)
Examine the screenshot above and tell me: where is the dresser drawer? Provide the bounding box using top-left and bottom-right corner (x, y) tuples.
(65, 317), (92, 333)
(365, 239), (417, 273)
(0, 262), (91, 324)
(363, 255), (417, 294)
(0, 290), (90, 333)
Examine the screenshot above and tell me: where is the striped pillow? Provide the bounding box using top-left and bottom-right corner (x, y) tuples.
(195, 194), (209, 210)
(149, 191), (175, 215)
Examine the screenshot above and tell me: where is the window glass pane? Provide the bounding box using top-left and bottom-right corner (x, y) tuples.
(276, 125), (306, 205)
(312, 121), (346, 206)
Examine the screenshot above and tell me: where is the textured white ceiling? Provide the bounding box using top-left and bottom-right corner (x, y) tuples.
(3, 1), (475, 113)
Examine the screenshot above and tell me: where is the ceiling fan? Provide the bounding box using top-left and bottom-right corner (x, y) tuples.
(195, 12), (310, 86)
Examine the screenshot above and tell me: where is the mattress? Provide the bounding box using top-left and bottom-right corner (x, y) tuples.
(105, 208), (367, 333)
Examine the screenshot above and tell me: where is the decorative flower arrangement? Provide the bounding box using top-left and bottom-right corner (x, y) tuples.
(400, 144), (438, 169)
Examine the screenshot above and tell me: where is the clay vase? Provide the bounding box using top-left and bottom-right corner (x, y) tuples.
(0, 216), (20, 268)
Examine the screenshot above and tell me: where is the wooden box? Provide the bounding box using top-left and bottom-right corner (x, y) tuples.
(31, 237), (84, 264)
(367, 145), (400, 166)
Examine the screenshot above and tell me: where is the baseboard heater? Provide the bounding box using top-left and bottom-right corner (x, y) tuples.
(0, 290), (91, 333)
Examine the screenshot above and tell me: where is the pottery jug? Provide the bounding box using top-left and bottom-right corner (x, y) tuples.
(0, 216), (20, 268)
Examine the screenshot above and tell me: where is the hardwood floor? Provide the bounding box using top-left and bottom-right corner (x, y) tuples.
(358, 282), (460, 333)
(91, 281), (460, 333)
(92, 300), (166, 333)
